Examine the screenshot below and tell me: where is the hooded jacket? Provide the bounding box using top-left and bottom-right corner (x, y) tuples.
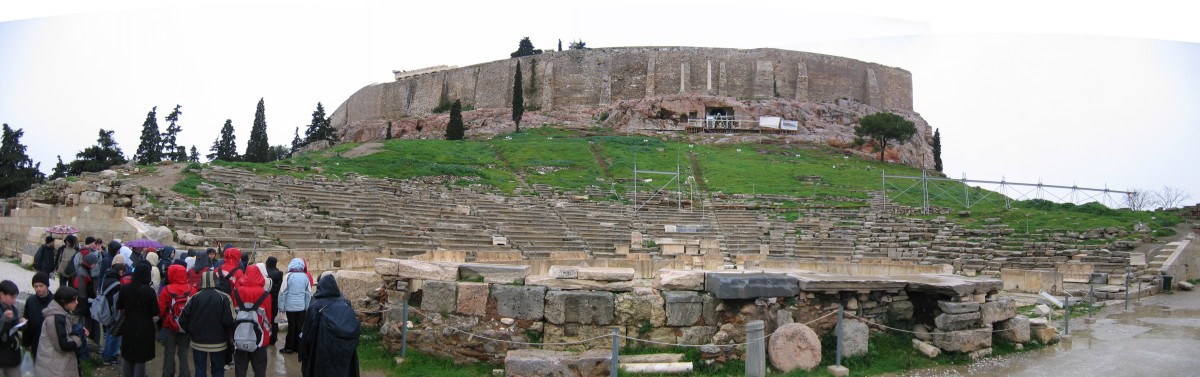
(35, 300), (83, 377)
(217, 248), (244, 292)
(34, 241), (57, 275)
(145, 252), (161, 290)
(233, 264), (273, 348)
(117, 260), (160, 363)
(179, 271), (234, 353)
(188, 253), (212, 291)
(22, 288), (54, 352)
(279, 258), (312, 312)
(299, 275), (360, 377)
(158, 264), (197, 332)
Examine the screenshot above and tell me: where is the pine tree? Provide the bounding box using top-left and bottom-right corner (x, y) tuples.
(70, 129), (127, 175)
(510, 37), (541, 58)
(188, 145), (200, 163)
(446, 100), (465, 140)
(932, 128), (943, 172)
(266, 145), (289, 162)
(512, 61), (524, 133)
(244, 98), (270, 162)
(0, 124), (45, 198)
(853, 112), (917, 162)
(162, 104), (184, 161)
(386, 122), (393, 140)
(134, 106), (163, 165)
(290, 127), (303, 154)
(304, 103), (338, 145)
(208, 119), (239, 162)
(50, 156), (68, 180)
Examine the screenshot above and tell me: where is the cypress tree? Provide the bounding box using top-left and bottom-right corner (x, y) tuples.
(189, 146), (200, 163)
(208, 119), (239, 162)
(50, 156), (68, 180)
(244, 98), (270, 162)
(558, 39), (562, 52)
(512, 61), (523, 133)
(304, 103), (337, 145)
(446, 100), (465, 140)
(291, 127), (303, 154)
(0, 124), (45, 198)
(932, 128), (943, 172)
(134, 107), (163, 165)
(386, 122), (393, 140)
(70, 129), (127, 175)
(162, 104), (184, 161)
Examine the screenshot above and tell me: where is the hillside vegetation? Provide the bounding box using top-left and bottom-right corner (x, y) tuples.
(194, 126), (1180, 235)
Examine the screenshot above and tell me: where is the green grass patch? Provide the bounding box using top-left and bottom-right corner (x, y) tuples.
(171, 170), (205, 197)
(358, 326), (501, 377)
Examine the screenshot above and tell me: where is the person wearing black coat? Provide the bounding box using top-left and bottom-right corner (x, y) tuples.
(264, 256), (283, 345)
(117, 260), (160, 377)
(33, 236), (57, 276)
(298, 274), (360, 377)
(22, 272), (54, 361)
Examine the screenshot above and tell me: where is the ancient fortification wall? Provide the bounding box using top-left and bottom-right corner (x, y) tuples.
(330, 47), (913, 130)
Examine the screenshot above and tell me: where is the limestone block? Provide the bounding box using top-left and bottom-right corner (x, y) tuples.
(624, 326), (676, 347)
(768, 323), (822, 372)
(661, 244), (685, 255)
(548, 265), (579, 279)
(980, 298), (1017, 324)
(456, 282), (489, 316)
(678, 326), (719, 345)
(935, 312), (981, 331)
(913, 339), (940, 358)
(888, 300), (914, 321)
(524, 276), (634, 291)
(421, 280), (457, 313)
(117, 184), (140, 196)
(968, 347), (992, 360)
(704, 273), (799, 299)
(1034, 304), (1051, 316)
(1030, 323), (1057, 344)
(663, 291), (703, 326)
(912, 323), (931, 341)
(828, 365), (850, 377)
(577, 267), (635, 281)
(458, 263), (528, 284)
(80, 191), (106, 204)
(504, 349), (611, 377)
(333, 270), (383, 307)
(615, 289), (666, 326)
(996, 316), (1031, 343)
(931, 328), (991, 353)
(491, 285), (546, 320)
(99, 170), (118, 180)
(842, 320), (869, 357)
(177, 232), (207, 246)
(937, 300), (980, 314)
(656, 269), (706, 291)
(1178, 281), (1194, 291)
(379, 259), (458, 281)
(545, 290), (615, 325)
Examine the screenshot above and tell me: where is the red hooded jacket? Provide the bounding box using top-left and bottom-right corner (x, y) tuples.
(158, 264), (197, 332)
(233, 264), (273, 348)
(218, 248), (244, 287)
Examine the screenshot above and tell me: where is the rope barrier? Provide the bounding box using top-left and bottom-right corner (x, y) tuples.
(410, 307), (614, 346)
(618, 309), (839, 348)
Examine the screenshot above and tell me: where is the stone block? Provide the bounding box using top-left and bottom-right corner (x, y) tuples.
(548, 265), (579, 279)
(1034, 304), (1051, 316)
(768, 323), (822, 372)
(376, 258), (458, 281)
(80, 191), (106, 204)
(996, 316), (1030, 343)
(1031, 324), (1057, 344)
(980, 298), (1016, 324)
(656, 269), (705, 291)
(524, 276), (634, 291)
(888, 300), (914, 321)
(913, 339), (940, 358)
(615, 289), (666, 326)
(912, 323), (931, 341)
(491, 285), (546, 320)
(931, 328), (991, 353)
(577, 267), (635, 281)
(504, 349), (611, 377)
(968, 347), (992, 360)
(934, 312), (981, 331)
(828, 365), (850, 377)
(421, 280), (457, 313)
(704, 273), (799, 299)
(456, 282), (489, 316)
(937, 300), (980, 314)
(545, 290), (615, 325)
(842, 320), (869, 357)
(663, 291), (703, 326)
(458, 263), (528, 284)
(678, 326), (719, 345)
(332, 270), (383, 308)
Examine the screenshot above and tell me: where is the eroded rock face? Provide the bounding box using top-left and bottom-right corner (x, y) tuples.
(931, 328), (992, 353)
(842, 320), (869, 357)
(768, 323), (822, 372)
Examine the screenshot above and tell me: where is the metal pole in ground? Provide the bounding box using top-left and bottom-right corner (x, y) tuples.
(611, 327), (619, 377)
(401, 299), (409, 358)
(1064, 294), (1070, 335)
(836, 304), (844, 367)
(1125, 266), (1131, 310)
(746, 320), (765, 377)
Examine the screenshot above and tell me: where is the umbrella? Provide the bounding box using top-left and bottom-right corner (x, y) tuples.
(125, 239), (164, 249)
(46, 225), (80, 235)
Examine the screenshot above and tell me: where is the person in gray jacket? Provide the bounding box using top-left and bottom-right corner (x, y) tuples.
(277, 258), (311, 354)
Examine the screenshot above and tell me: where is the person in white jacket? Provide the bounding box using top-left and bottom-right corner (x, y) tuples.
(277, 258), (312, 354)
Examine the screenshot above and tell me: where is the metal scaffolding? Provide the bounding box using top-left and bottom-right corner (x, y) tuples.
(882, 170), (1134, 214)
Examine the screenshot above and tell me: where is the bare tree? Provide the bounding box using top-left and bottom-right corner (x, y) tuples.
(1125, 189), (1153, 211)
(1153, 186), (1192, 209)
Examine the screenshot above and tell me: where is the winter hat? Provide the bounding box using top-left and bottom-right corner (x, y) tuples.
(32, 272), (50, 287)
(83, 252), (100, 267)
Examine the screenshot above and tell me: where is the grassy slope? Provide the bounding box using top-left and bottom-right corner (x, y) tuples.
(184, 126), (1179, 234)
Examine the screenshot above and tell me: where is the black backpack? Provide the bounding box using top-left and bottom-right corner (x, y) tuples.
(216, 267), (242, 294)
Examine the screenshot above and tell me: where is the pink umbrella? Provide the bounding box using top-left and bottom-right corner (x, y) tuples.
(46, 225), (80, 235)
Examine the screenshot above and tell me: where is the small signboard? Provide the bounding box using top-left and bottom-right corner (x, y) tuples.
(758, 116), (781, 129)
(780, 120), (799, 131)
(1088, 272), (1110, 285)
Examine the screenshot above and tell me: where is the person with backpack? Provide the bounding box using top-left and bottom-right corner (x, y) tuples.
(70, 252), (101, 353)
(56, 235), (81, 283)
(299, 274), (360, 377)
(277, 258), (311, 354)
(36, 286), (87, 377)
(179, 271), (234, 377)
(158, 264), (195, 377)
(0, 280), (26, 376)
(33, 236), (57, 278)
(217, 247), (244, 294)
(23, 272), (54, 362)
(230, 265), (271, 377)
(117, 260), (159, 377)
(98, 258), (126, 366)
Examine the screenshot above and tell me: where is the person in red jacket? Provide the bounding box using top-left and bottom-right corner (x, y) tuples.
(158, 264), (197, 377)
(232, 264), (272, 377)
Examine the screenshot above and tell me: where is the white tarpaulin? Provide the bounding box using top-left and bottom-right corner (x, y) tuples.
(758, 116), (781, 128)
(781, 120), (799, 130)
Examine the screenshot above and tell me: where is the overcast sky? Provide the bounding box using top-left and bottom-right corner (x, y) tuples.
(1, 1), (1196, 205)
